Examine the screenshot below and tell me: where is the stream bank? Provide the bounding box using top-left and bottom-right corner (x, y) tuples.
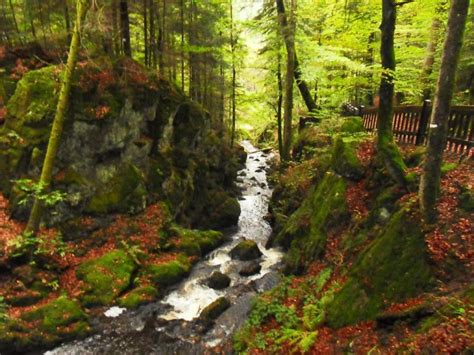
(45, 140), (284, 354)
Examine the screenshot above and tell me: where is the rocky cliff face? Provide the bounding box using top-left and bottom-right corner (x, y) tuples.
(0, 58), (243, 231)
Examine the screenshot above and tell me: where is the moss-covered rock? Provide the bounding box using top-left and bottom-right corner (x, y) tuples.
(118, 285), (158, 309)
(199, 297), (231, 321)
(273, 171), (348, 273)
(326, 209), (435, 327)
(174, 227), (225, 256)
(230, 240), (262, 261)
(0, 295), (90, 352)
(85, 164), (146, 215)
(211, 196), (241, 229)
(331, 136), (364, 181)
(76, 250), (136, 306)
(143, 256), (191, 287)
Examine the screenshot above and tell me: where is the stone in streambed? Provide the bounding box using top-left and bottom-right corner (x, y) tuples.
(199, 297), (231, 321)
(239, 261), (262, 276)
(207, 271), (231, 290)
(230, 240), (262, 261)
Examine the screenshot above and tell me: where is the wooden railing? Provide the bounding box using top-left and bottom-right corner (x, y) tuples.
(360, 100), (474, 156)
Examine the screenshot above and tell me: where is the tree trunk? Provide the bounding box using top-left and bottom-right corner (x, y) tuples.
(276, 0), (295, 160)
(149, 0), (158, 68)
(277, 46), (283, 156)
(421, 2), (445, 101)
(377, 0), (408, 188)
(26, 0), (90, 234)
(275, 0), (317, 115)
(419, 0), (470, 224)
(180, 0), (185, 91)
(63, 0), (72, 43)
(144, 0), (148, 66)
(8, 0), (22, 44)
(230, 0), (237, 146)
(112, 0), (120, 55)
(119, 0), (132, 57)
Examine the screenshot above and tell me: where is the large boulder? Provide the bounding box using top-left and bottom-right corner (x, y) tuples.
(230, 240), (262, 261)
(199, 297), (231, 321)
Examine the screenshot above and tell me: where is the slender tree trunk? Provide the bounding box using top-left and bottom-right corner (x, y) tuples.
(230, 0), (237, 146)
(63, 0), (72, 43)
(26, 0), (90, 234)
(119, 0), (132, 57)
(366, 31), (376, 105)
(27, 2), (37, 42)
(277, 45), (283, 157)
(8, 0), (22, 44)
(275, 0), (317, 115)
(161, 0), (167, 74)
(421, 2), (445, 101)
(420, 0), (470, 224)
(377, 0), (408, 188)
(144, 0), (148, 66)
(112, 0), (120, 55)
(180, 0), (185, 91)
(36, 0), (47, 45)
(150, 0), (158, 68)
(276, 0), (295, 160)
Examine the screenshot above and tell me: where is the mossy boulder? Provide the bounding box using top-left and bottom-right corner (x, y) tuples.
(326, 209), (435, 327)
(144, 257), (191, 287)
(230, 240), (262, 261)
(331, 136), (364, 181)
(76, 250), (136, 306)
(207, 271), (231, 290)
(0, 295), (90, 352)
(175, 227), (225, 256)
(273, 171), (348, 273)
(85, 164), (146, 215)
(4, 65), (59, 144)
(459, 187), (474, 212)
(199, 297), (231, 321)
(119, 285), (158, 309)
(212, 196), (241, 229)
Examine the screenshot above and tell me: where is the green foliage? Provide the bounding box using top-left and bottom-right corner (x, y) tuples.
(14, 178), (66, 208)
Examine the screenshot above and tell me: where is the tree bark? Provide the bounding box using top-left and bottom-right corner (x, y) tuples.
(275, 0), (317, 115)
(421, 2), (445, 101)
(277, 45), (283, 157)
(377, 0), (408, 188)
(230, 0), (237, 146)
(276, 0), (295, 160)
(419, 0), (470, 224)
(26, 0), (90, 234)
(180, 0), (185, 91)
(144, 0), (148, 66)
(8, 0), (22, 44)
(119, 0), (132, 57)
(112, 0), (120, 55)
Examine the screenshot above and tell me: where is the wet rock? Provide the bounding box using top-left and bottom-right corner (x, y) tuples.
(255, 169), (263, 173)
(239, 261), (261, 276)
(236, 177), (244, 183)
(207, 271), (231, 290)
(230, 240), (262, 261)
(260, 183), (266, 188)
(238, 171), (247, 177)
(199, 297), (231, 321)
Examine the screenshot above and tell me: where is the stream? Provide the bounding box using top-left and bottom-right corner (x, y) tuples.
(46, 141), (284, 355)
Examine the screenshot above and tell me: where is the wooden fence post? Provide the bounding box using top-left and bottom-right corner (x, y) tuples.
(416, 99), (431, 145)
(358, 105), (365, 118)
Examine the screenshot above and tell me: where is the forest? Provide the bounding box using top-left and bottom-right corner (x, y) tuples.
(0, 0), (472, 353)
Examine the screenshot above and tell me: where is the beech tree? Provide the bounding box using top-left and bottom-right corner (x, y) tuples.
(376, 0), (409, 188)
(25, 0), (91, 234)
(419, 0), (470, 223)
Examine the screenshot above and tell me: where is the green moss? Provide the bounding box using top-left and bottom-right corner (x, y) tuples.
(119, 285), (158, 309)
(440, 162), (458, 175)
(76, 250), (136, 306)
(144, 256), (191, 287)
(331, 136), (364, 181)
(275, 171), (347, 273)
(85, 164), (146, 215)
(173, 227), (224, 256)
(5, 66), (59, 144)
(326, 209), (434, 327)
(21, 295), (87, 332)
(339, 117), (365, 133)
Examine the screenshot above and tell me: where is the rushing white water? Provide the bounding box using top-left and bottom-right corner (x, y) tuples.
(161, 140), (284, 321)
